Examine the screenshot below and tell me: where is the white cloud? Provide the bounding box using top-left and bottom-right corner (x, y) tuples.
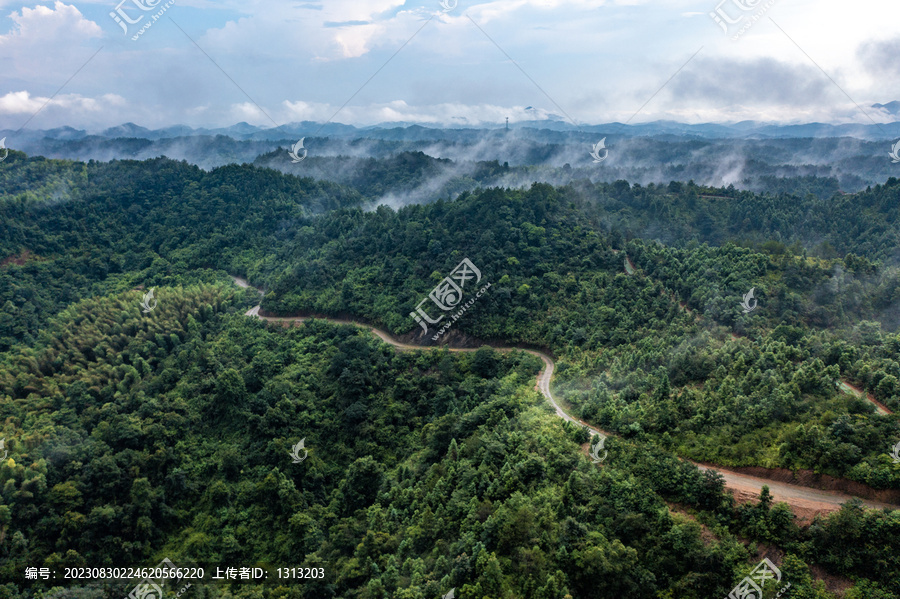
(280, 99), (554, 126)
(0, 2), (102, 88)
(0, 91), (128, 131)
(0, 90), (45, 114)
(0, 0), (899, 129)
(228, 101), (274, 125)
(0, 1), (101, 46)
(198, 0), (414, 61)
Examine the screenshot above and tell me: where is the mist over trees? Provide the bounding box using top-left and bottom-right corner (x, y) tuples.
(1, 152), (899, 597)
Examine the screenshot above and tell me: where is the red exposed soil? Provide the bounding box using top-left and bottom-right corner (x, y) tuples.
(728, 486), (835, 526)
(740, 546), (854, 596)
(1, 250), (35, 268)
(696, 461), (900, 505)
(840, 380), (893, 414)
(809, 564), (854, 596)
(664, 501), (718, 546)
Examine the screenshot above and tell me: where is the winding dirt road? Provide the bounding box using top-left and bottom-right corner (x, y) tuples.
(694, 465), (895, 513)
(838, 380), (892, 415)
(232, 276), (895, 515)
(234, 277), (604, 438)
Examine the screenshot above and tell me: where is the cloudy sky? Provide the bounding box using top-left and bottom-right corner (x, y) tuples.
(0, 0), (898, 131)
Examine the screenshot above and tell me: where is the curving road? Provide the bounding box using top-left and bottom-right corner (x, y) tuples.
(693, 464), (896, 512)
(233, 276), (894, 513)
(370, 328), (602, 434)
(234, 277), (605, 438)
(838, 380), (892, 415)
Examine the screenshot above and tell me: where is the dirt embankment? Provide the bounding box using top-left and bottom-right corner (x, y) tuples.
(664, 502), (719, 546)
(1, 250), (36, 268)
(236, 276), (898, 520)
(727, 486), (843, 526)
(694, 461), (900, 505)
(839, 380), (893, 415)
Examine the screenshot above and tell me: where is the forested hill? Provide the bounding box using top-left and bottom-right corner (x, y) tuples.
(253, 149), (514, 202)
(0, 154), (362, 351)
(255, 182), (900, 489)
(7, 284), (892, 598)
(260, 147), (900, 262)
(2, 153), (900, 597)
(571, 178), (900, 262)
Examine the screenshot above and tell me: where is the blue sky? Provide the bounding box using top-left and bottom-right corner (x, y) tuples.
(0, 0), (898, 130)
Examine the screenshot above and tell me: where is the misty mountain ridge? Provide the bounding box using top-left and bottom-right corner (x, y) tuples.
(3, 114), (900, 201)
(5, 107), (900, 145)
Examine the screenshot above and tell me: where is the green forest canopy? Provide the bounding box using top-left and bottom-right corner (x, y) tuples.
(1, 153), (899, 597)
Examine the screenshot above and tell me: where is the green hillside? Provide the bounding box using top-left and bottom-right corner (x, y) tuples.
(1, 154), (899, 597)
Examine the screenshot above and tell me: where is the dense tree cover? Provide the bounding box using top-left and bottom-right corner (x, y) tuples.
(3, 154), (900, 596)
(3, 156), (899, 485)
(569, 177), (900, 262)
(254, 150), (514, 203)
(0, 286), (731, 597)
(2, 287), (897, 598)
(17, 125), (900, 195)
(252, 134), (894, 201)
(557, 329), (900, 486)
(246, 182), (900, 487)
(0, 156), (362, 350)
(0, 151), (86, 200)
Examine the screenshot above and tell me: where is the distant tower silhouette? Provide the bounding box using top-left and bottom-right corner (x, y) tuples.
(506, 117), (509, 131)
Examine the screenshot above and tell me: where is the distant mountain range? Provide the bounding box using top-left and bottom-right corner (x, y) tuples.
(2, 106), (898, 194)
(4, 102), (900, 145)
